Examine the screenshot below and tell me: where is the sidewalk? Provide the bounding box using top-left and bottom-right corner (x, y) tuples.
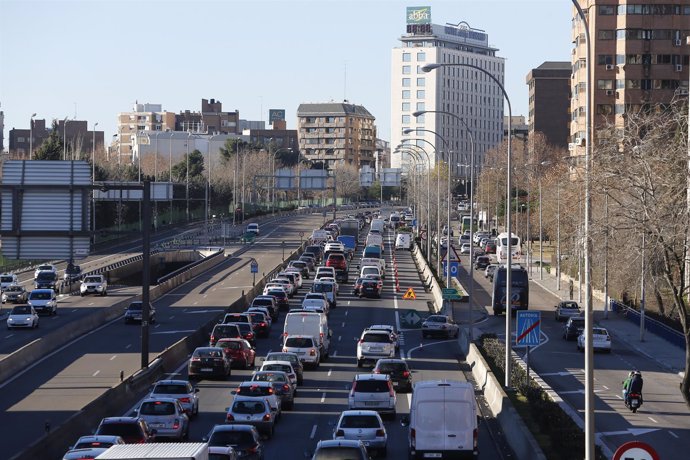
(529, 264), (686, 379)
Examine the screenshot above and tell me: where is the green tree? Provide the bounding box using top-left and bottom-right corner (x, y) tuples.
(219, 138), (249, 165)
(33, 120), (63, 161)
(171, 149), (205, 181)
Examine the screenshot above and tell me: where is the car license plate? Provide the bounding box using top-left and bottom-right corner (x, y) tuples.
(424, 454), (442, 458)
(365, 401), (379, 406)
(201, 368), (212, 372)
(370, 347), (382, 352)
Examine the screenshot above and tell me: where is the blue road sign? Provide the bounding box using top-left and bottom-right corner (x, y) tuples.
(250, 261), (259, 274)
(412, 219), (417, 228)
(442, 261), (460, 277)
(516, 311), (541, 347)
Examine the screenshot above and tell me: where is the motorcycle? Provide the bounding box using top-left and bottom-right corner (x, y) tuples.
(625, 393), (642, 413)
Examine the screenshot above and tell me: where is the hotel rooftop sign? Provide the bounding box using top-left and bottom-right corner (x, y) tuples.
(407, 6), (431, 24)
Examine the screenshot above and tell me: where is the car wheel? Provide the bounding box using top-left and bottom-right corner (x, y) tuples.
(380, 447), (388, 458)
(244, 357), (250, 369)
(422, 332), (428, 339)
(357, 359), (363, 368)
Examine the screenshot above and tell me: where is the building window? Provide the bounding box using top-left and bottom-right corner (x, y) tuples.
(17, 136), (25, 143)
(402, 90), (411, 99)
(403, 52), (411, 62)
(416, 102), (425, 111)
(417, 52), (426, 62)
(402, 115), (411, 123)
(417, 90), (426, 98)
(597, 55), (614, 65)
(416, 77), (426, 86)
(403, 65), (411, 74)
(597, 79), (614, 90)
(402, 102), (410, 111)
(599, 5), (615, 15)
(403, 78), (411, 87)
(615, 104), (625, 114)
(598, 30), (615, 40)
(417, 114), (425, 123)
(597, 104), (613, 115)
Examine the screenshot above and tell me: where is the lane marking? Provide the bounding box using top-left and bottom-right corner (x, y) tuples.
(341, 322), (345, 327)
(669, 431), (679, 439)
(93, 370), (100, 377)
(5, 334), (14, 339)
(320, 392), (326, 403)
(72, 309), (78, 313)
(338, 335), (341, 342)
(309, 424), (317, 439)
(327, 369), (332, 377)
(169, 316), (175, 320)
(406, 339), (456, 359)
(648, 417), (658, 424)
(347, 301), (351, 306)
(110, 355), (117, 361)
(345, 310), (348, 316)
(125, 344), (132, 349)
(332, 350), (338, 357)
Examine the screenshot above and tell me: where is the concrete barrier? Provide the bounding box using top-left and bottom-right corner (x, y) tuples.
(410, 245), (443, 313)
(466, 344), (547, 460)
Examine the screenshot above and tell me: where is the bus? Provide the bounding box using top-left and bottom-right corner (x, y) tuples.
(496, 232), (521, 263)
(460, 215), (478, 234)
(491, 264), (529, 316)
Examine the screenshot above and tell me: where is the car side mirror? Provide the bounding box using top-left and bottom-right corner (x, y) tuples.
(230, 390), (237, 395)
(150, 428), (157, 435)
(195, 388), (200, 393)
(202, 436), (209, 442)
(400, 415), (410, 427)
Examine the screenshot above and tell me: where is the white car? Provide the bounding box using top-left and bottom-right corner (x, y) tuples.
(460, 243), (471, 255)
(577, 327), (611, 353)
(232, 381), (282, 420)
(357, 330), (396, 367)
(245, 223), (260, 235)
(7, 305), (39, 329)
(302, 298), (329, 315)
(263, 284), (288, 297)
(246, 307), (273, 327)
(282, 335), (321, 369)
(0, 273), (19, 291)
(34, 264), (57, 280)
(27, 289), (58, 315)
(365, 324), (399, 350)
(80, 274), (108, 296)
(333, 410), (388, 457)
(63, 435), (125, 460)
(318, 277), (339, 295)
(260, 360), (299, 386)
(271, 277), (295, 296)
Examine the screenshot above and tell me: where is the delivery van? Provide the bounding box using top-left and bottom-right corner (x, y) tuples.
(402, 380), (478, 459)
(360, 257), (386, 278)
(395, 233), (412, 250)
(362, 245), (382, 260)
(365, 233), (384, 251)
(370, 219), (385, 234)
(283, 311), (331, 359)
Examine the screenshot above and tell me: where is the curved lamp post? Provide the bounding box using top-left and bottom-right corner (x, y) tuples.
(29, 113), (36, 160)
(423, 61), (514, 388)
(396, 143), (432, 260)
(271, 147), (293, 215)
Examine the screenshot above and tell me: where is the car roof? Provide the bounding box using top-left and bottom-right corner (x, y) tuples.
(100, 417), (140, 424)
(339, 409), (381, 418)
(262, 360), (294, 367)
(154, 379), (191, 386)
(209, 423), (257, 433)
(354, 373), (390, 381)
(316, 439), (365, 448)
(238, 380), (273, 387)
(75, 435), (123, 443)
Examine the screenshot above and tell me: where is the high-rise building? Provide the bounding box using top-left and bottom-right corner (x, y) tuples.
(9, 119), (103, 159)
(297, 102), (377, 169)
(391, 7), (505, 175)
(570, 1), (689, 155)
(176, 98), (240, 135)
(115, 103), (176, 162)
(526, 62), (571, 149)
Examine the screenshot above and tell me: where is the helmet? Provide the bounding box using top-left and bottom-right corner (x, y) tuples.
(633, 370), (641, 376)
(629, 371), (635, 377)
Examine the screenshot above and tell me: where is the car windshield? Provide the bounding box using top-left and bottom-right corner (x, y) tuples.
(36, 272), (56, 281)
(232, 400), (266, 414)
(29, 292), (51, 300)
(5, 286), (22, 292)
(340, 415), (380, 429)
(313, 447), (363, 459)
(209, 431), (253, 447)
(569, 318), (585, 326)
(84, 276), (101, 283)
(153, 384), (187, 395)
(253, 373), (286, 383)
(362, 333), (390, 343)
(139, 401), (176, 416)
(263, 364), (291, 373)
(354, 380), (389, 392)
(128, 303), (142, 311)
(427, 316), (446, 323)
(1, 276), (14, 283)
(285, 337), (314, 347)
(11, 305), (31, 314)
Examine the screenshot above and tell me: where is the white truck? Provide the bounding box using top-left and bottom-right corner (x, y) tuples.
(95, 442), (210, 459)
(282, 311), (331, 359)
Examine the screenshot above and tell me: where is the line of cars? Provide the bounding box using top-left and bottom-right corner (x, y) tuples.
(555, 300), (612, 353)
(3, 267), (61, 329)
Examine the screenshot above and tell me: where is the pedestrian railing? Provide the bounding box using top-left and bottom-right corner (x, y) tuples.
(611, 299), (685, 348)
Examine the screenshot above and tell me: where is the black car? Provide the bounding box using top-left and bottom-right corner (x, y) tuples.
(188, 347), (231, 380)
(359, 278), (382, 298)
(209, 323), (242, 347)
(265, 289), (289, 311)
(228, 321), (256, 347)
(304, 245), (323, 262)
(474, 256), (490, 270)
(124, 301), (156, 324)
(373, 358), (412, 393)
(95, 417), (155, 444)
(63, 263), (82, 283)
(34, 271), (58, 291)
(245, 311), (270, 338)
(250, 296), (279, 320)
(204, 424), (263, 460)
(563, 316), (586, 341)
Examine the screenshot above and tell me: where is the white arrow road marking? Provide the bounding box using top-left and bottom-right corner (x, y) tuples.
(93, 370), (100, 377)
(598, 428), (659, 437)
(110, 355), (117, 361)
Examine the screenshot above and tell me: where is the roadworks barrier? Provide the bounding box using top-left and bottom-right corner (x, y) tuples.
(410, 245), (442, 312)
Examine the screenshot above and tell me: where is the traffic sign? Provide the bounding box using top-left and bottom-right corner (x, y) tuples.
(250, 260), (259, 274)
(442, 261), (460, 277)
(399, 309), (427, 328)
(442, 288), (462, 300)
(402, 287), (416, 300)
(612, 441), (660, 460)
(515, 311), (541, 347)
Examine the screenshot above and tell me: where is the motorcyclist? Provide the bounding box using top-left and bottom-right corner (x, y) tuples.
(623, 370), (644, 405)
(622, 371), (633, 403)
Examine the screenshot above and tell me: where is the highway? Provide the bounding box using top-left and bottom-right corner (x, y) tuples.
(1, 211), (330, 459)
(455, 255), (690, 458)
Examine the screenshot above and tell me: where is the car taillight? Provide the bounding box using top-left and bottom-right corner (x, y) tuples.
(210, 335), (215, 343)
(473, 428), (478, 448)
(388, 382), (395, 397)
(373, 369), (381, 374)
(283, 384), (290, 392)
(262, 413), (271, 421)
(402, 370), (410, 378)
(191, 357), (200, 362)
(246, 446), (258, 454)
(310, 348), (316, 356)
(247, 332), (254, 338)
(335, 429), (345, 437)
(173, 419), (180, 429)
(282, 348), (288, 352)
(178, 397), (190, 403)
(376, 429), (385, 437)
(226, 413), (234, 422)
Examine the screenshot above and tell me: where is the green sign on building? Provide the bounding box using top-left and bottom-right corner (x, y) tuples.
(406, 6), (431, 25)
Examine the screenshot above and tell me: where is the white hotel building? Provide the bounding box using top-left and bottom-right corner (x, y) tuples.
(391, 16), (506, 177)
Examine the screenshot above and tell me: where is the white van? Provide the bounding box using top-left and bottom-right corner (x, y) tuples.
(365, 233), (384, 251)
(370, 219), (385, 234)
(403, 380), (478, 458)
(283, 311), (331, 359)
(360, 265), (382, 279)
(360, 257), (386, 278)
(395, 233), (412, 250)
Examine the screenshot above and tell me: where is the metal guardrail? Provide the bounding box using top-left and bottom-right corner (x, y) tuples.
(610, 299), (685, 348)
(157, 249), (224, 284)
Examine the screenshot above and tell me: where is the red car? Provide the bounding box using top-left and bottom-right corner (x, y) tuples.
(216, 338), (256, 369)
(265, 289), (290, 311)
(326, 254), (348, 271)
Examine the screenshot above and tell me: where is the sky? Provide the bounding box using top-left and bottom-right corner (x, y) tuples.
(0, 0), (573, 145)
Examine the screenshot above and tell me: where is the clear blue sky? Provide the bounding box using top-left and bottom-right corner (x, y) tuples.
(0, 0), (572, 145)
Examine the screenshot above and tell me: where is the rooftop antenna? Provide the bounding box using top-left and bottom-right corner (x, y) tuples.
(74, 102), (77, 119)
(344, 61), (347, 101)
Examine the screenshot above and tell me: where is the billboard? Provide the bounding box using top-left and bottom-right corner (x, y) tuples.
(93, 182), (173, 201)
(269, 109), (286, 125)
(275, 168), (295, 190)
(359, 166), (375, 187)
(299, 169), (328, 190)
(407, 6), (431, 24)
(381, 168), (402, 187)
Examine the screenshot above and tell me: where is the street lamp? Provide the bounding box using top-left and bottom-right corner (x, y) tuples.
(396, 144), (431, 261)
(271, 147), (293, 215)
(186, 132), (192, 222)
(423, 61), (514, 388)
(526, 160), (551, 280)
(29, 113), (36, 160)
(63, 117), (69, 160)
(92, 122), (98, 243)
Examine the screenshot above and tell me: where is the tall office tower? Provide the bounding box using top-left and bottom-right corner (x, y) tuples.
(526, 62), (572, 150)
(570, 1), (689, 157)
(391, 6), (505, 179)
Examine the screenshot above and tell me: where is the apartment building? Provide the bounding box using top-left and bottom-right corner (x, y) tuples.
(526, 61), (572, 149)
(571, 1), (690, 154)
(296, 102), (377, 169)
(9, 119), (103, 159)
(116, 103), (176, 162)
(391, 7), (505, 175)
(175, 98), (240, 135)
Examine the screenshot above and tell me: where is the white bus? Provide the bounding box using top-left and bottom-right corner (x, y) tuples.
(496, 232), (521, 263)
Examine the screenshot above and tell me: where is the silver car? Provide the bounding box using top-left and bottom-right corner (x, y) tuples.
(149, 379), (199, 417)
(136, 397), (189, 441)
(347, 373), (396, 419)
(421, 314), (459, 339)
(333, 410), (387, 457)
(62, 435), (125, 460)
(1, 285), (28, 304)
(226, 396), (276, 438)
(251, 370), (296, 410)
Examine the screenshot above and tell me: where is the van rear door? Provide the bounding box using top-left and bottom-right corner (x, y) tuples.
(415, 401), (446, 450)
(444, 401), (474, 451)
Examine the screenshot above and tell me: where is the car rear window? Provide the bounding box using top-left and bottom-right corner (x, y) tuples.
(98, 423), (142, 438)
(340, 415), (380, 428)
(153, 384), (187, 394)
(266, 353), (298, 365)
(362, 333), (390, 343)
(253, 372), (286, 383)
(238, 385), (272, 396)
(286, 337), (314, 347)
(354, 380), (389, 392)
(377, 362), (406, 372)
(263, 364), (291, 373)
(313, 447), (363, 459)
(232, 401), (266, 414)
(218, 340), (242, 350)
(209, 431), (253, 446)
(75, 440), (115, 449)
(139, 401), (176, 416)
